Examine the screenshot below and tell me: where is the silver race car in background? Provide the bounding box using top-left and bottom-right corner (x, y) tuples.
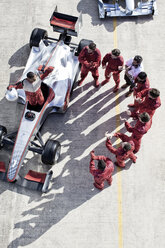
(98, 0), (157, 18)
(0, 7), (92, 193)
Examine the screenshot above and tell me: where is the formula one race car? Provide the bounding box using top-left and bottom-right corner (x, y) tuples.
(98, 0), (157, 18)
(0, 7), (92, 193)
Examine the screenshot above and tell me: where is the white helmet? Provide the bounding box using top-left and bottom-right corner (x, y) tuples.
(5, 88), (18, 101)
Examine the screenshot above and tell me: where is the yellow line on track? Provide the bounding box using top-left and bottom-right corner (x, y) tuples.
(113, 17), (123, 248)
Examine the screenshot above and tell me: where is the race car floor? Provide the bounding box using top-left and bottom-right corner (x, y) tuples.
(0, 1), (164, 248)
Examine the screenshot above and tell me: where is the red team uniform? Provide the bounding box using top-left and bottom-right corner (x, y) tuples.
(125, 119), (152, 153)
(78, 46), (101, 86)
(106, 138), (136, 167)
(101, 52), (124, 91)
(90, 152), (114, 190)
(131, 88), (161, 118)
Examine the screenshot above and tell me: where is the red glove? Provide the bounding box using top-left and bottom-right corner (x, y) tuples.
(125, 121), (129, 129)
(90, 150), (97, 160)
(91, 62), (98, 68)
(114, 132), (120, 137)
(7, 85), (14, 90)
(83, 61), (90, 68)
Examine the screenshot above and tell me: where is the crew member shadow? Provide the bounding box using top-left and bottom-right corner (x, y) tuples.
(77, 0), (154, 32)
(6, 68), (134, 247)
(7, 88), (130, 247)
(7, 139), (101, 247)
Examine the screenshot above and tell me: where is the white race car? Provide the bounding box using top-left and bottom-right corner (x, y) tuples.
(0, 7), (92, 193)
(98, 0), (157, 18)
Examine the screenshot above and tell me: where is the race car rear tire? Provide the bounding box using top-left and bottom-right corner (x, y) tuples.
(30, 28), (48, 48)
(76, 39), (93, 56)
(0, 125), (7, 149)
(41, 140), (61, 165)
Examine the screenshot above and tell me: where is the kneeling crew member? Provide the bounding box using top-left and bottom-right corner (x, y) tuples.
(7, 71), (44, 106)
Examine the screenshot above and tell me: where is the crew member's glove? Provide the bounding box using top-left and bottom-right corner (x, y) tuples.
(7, 85), (14, 91)
(113, 132), (120, 138)
(105, 131), (112, 139)
(83, 61), (90, 68)
(90, 150), (97, 160)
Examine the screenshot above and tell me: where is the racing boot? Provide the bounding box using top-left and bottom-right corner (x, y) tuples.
(93, 77), (99, 88)
(95, 80), (99, 88)
(113, 85), (119, 93)
(121, 83), (129, 89)
(128, 103), (135, 108)
(125, 89), (133, 97)
(113, 82), (119, 93)
(77, 77), (86, 86)
(101, 79), (109, 86)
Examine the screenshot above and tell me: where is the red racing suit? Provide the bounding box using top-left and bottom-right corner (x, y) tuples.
(132, 77), (150, 108)
(9, 79), (44, 106)
(125, 119), (152, 152)
(106, 138), (136, 167)
(132, 88), (161, 118)
(102, 53), (124, 87)
(90, 152), (114, 190)
(78, 46), (101, 81)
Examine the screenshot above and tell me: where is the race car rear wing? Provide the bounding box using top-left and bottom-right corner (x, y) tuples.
(50, 6), (82, 37)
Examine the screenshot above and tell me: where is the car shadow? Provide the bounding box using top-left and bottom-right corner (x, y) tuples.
(8, 43), (30, 68)
(1, 43), (135, 247)
(6, 71), (138, 247)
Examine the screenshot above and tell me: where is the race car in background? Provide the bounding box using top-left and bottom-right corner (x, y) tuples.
(98, 0), (157, 18)
(0, 7), (92, 193)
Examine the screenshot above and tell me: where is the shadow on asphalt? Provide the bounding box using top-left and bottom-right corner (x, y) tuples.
(8, 43), (30, 69)
(0, 43), (136, 247)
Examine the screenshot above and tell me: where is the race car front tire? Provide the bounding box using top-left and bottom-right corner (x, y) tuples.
(0, 125), (7, 149)
(30, 28), (48, 48)
(41, 140), (61, 165)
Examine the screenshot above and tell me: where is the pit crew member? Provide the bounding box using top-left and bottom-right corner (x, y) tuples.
(101, 48), (124, 93)
(90, 150), (114, 190)
(78, 42), (101, 87)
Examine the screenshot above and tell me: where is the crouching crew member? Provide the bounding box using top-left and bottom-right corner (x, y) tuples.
(78, 42), (101, 87)
(90, 150), (114, 190)
(7, 72), (44, 106)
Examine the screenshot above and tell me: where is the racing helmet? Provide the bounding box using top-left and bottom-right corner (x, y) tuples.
(5, 88), (18, 101)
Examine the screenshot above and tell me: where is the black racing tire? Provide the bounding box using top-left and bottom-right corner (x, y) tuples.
(76, 39), (93, 56)
(29, 28), (48, 48)
(41, 140), (61, 165)
(0, 125), (7, 149)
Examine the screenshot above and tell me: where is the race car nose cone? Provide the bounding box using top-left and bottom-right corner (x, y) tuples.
(5, 88), (18, 101)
